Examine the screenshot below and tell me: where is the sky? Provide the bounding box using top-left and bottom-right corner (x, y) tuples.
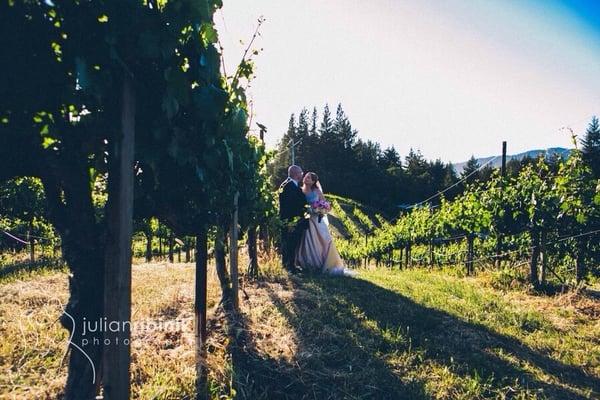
(215, 0), (600, 163)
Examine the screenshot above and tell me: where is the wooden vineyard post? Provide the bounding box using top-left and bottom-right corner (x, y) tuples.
(429, 239), (434, 268)
(168, 233), (174, 263)
(539, 231), (547, 285)
(465, 234), (474, 276)
(364, 233), (368, 268)
(186, 238), (192, 263)
(194, 230), (208, 399)
(159, 232), (163, 260)
(230, 192), (240, 311)
(145, 233), (152, 262)
(530, 229), (540, 287)
(575, 237), (587, 284)
(259, 225), (270, 252)
(28, 221), (35, 263)
(496, 141), (507, 268)
(103, 75), (135, 400)
(257, 124), (270, 254)
(399, 247), (403, 269)
(247, 226), (259, 278)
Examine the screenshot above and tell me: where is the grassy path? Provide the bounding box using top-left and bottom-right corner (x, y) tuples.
(234, 270), (599, 399)
(1, 264), (598, 399)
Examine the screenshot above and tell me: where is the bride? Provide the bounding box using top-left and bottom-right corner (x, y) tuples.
(295, 172), (356, 276)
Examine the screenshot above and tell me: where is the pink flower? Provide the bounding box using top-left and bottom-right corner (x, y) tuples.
(311, 200), (331, 215)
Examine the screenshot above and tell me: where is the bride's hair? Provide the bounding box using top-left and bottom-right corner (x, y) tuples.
(307, 172), (322, 191)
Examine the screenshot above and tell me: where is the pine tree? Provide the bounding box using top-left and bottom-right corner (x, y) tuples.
(296, 108), (310, 168)
(380, 147), (401, 170)
(286, 113), (297, 142)
(333, 103), (356, 148)
(405, 149), (429, 177)
(319, 104), (334, 141)
(269, 114), (296, 185)
(506, 158), (522, 176)
(582, 116), (600, 178)
(310, 107), (318, 136)
(404, 149), (430, 203)
(461, 155), (481, 185)
(443, 164), (460, 199)
(479, 165), (494, 182)
(429, 159), (447, 190)
(283, 113), (297, 164)
(297, 109), (309, 138)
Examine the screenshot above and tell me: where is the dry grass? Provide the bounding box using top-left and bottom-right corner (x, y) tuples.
(0, 274), (68, 399)
(1, 261), (599, 399)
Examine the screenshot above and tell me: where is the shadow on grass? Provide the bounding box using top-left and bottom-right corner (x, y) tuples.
(224, 279), (428, 400)
(0, 257), (64, 281)
(226, 274), (599, 399)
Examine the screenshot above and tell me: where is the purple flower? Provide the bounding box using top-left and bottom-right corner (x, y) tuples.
(311, 200), (331, 215)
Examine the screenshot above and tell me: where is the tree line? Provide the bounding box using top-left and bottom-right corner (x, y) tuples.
(270, 105), (600, 216)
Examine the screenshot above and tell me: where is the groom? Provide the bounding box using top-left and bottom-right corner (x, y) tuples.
(279, 165), (308, 274)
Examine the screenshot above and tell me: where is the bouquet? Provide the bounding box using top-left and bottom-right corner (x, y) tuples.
(310, 200), (331, 223)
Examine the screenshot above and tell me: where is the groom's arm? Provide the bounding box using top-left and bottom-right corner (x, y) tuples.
(279, 182), (296, 220)
(278, 184), (289, 219)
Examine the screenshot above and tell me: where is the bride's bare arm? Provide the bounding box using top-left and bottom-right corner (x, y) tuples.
(316, 188), (325, 201)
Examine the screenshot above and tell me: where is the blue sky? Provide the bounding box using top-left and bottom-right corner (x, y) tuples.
(215, 0), (600, 162)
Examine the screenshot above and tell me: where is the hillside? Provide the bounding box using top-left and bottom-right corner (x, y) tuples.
(1, 262), (599, 399)
(452, 147), (572, 173)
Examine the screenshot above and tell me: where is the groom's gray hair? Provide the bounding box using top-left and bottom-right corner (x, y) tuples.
(288, 165), (302, 177)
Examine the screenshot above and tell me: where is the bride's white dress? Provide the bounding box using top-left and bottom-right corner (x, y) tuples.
(295, 190), (356, 276)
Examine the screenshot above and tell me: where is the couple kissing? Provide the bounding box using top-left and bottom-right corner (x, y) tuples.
(278, 165), (356, 277)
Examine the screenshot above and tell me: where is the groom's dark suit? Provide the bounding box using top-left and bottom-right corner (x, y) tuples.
(279, 178), (308, 272)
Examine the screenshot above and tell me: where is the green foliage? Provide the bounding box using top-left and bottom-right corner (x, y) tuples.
(330, 199), (361, 240)
(0, 178), (57, 253)
(0, 2), (274, 396)
(1, 0), (275, 259)
(335, 145), (600, 283)
(352, 207), (375, 232)
(0, 177), (46, 224)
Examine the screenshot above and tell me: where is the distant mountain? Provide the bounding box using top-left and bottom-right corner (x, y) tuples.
(452, 147), (572, 174)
